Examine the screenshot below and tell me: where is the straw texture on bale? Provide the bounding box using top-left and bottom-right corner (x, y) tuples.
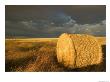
(57, 33), (102, 69)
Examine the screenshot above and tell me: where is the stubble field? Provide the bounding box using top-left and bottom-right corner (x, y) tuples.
(5, 37), (106, 72)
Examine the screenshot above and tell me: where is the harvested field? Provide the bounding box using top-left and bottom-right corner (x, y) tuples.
(5, 37), (106, 72)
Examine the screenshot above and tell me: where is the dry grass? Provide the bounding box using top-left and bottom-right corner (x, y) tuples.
(5, 37), (106, 72)
(97, 37), (106, 45)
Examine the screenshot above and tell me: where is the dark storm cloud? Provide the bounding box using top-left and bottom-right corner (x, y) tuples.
(5, 5), (106, 37)
(6, 5), (105, 24)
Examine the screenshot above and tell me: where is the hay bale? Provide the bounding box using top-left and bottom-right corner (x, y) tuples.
(57, 33), (102, 69)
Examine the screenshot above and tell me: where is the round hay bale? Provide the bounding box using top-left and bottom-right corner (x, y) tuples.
(57, 33), (102, 69)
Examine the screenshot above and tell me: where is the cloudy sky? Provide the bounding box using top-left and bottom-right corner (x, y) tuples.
(5, 5), (106, 37)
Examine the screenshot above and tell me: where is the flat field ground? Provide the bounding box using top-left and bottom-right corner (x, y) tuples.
(5, 37), (106, 72)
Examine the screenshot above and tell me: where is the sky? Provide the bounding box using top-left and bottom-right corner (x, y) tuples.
(5, 5), (106, 38)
